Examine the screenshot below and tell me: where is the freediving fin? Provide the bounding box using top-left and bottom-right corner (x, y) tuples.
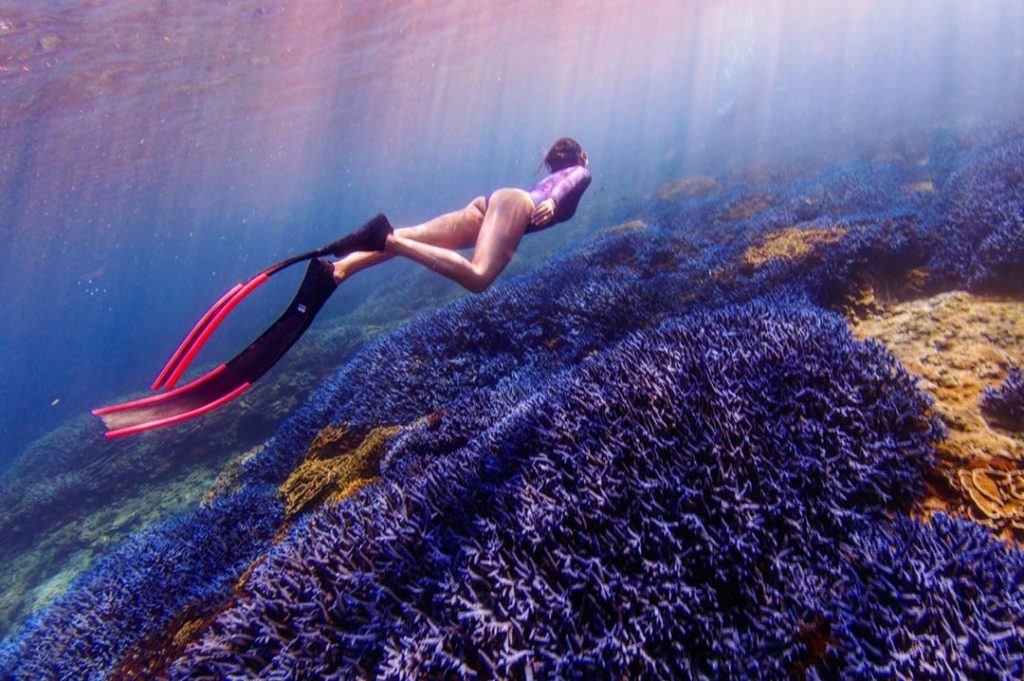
(151, 213), (392, 391)
(93, 258), (339, 438)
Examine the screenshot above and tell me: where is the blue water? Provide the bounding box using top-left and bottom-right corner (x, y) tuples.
(1, 0), (1022, 463)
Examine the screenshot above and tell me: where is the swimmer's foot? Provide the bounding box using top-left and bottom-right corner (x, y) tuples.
(326, 213), (393, 257)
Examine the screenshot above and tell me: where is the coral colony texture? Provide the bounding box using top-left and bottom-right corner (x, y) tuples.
(3, 124), (1024, 678)
(983, 368), (1024, 432)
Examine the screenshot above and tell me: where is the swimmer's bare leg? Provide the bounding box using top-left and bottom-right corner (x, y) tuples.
(384, 188), (534, 293)
(333, 197), (487, 283)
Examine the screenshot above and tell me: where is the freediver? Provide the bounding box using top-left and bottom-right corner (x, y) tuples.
(94, 138), (591, 437)
(332, 137), (591, 292)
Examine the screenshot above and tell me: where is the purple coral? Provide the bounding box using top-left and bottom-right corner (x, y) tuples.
(0, 486), (282, 679)
(933, 130), (1024, 288)
(824, 514), (1024, 677)
(982, 368), (1024, 431)
(169, 300), (955, 679)
(4, 124), (1024, 678)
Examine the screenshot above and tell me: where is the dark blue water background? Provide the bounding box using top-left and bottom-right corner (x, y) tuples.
(1, 0), (1022, 467)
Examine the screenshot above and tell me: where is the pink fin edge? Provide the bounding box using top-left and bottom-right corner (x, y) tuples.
(162, 273), (270, 390)
(151, 283), (244, 391)
(102, 382), (251, 439)
(94, 364), (228, 416)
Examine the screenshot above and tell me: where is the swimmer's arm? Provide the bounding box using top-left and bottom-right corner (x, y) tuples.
(530, 198), (556, 226)
(531, 166), (592, 227)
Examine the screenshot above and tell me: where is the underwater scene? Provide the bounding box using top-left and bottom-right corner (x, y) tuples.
(1, 0), (1024, 677)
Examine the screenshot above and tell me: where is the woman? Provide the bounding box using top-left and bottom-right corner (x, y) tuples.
(93, 138), (590, 437)
(333, 137), (591, 292)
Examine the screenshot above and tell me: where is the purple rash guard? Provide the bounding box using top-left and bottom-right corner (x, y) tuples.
(525, 165), (592, 233)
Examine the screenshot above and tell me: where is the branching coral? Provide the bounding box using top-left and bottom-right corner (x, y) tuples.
(982, 368), (1024, 431)
(166, 300), (967, 679)
(823, 514), (1024, 677)
(932, 131), (1024, 288)
(0, 486), (282, 679)
(4, 125), (1024, 678)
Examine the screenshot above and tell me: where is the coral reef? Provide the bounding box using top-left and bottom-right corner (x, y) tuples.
(0, 486), (282, 679)
(852, 291), (1024, 540)
(166, 301), (1020, 679)
(932, 131), (1024, 289)
(983, 368), (1024, 431)
(4, 123), (1024, 677)
(656, 175), (722, 200)
(823, 514), (1024, 677)
(279, 424), (399, 517)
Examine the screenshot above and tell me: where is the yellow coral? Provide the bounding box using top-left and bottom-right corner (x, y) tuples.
(851, 291), (1024, 542)
(718, 193), (774, 222)
(741, 226), (848, 270)
(326, 476), (382, 506)
(960, 469), (1024, 521)
(604, 219), (648, 235)
(904, 179), (935, 194)
(172, 617), (206, 648)
(656, 176), (721, 201)
(279, 425), (399, 517)
(305, 424), (363, 460)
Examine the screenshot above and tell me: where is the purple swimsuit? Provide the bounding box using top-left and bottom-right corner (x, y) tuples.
(525, 165), (592, 233)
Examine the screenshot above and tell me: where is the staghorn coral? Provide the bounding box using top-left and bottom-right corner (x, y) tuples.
(823, 514), (1024, 677)
(0, 486), (282, 679)
(932, 129), (1024, 289)
(982, 368), (1024, 432)
(237, 225), (697, 490)
(5, 124), (1024, 677)
(168, 300), (957, 679)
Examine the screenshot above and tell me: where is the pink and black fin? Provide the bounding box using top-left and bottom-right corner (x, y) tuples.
(93, 258), (339, 438)
(151, 214), (392, 391)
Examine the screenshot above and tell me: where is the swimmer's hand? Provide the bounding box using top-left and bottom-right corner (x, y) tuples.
(530, 198), (556, 227)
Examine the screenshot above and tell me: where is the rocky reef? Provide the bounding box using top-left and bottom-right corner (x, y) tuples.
(3, 123), (1024, 677)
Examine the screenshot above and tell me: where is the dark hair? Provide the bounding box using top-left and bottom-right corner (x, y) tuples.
(543, 137), (586, 172)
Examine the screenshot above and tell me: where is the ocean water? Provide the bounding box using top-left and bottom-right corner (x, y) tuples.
(2, 0), (1021, 462)
(1, 0), (1024, 674)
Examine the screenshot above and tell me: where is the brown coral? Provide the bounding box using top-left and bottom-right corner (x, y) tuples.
(741, 226), (848, 271)
(278, 425), (399, 517)
(656, 176), (721, 201)
(603, 219), (648, 235)
(851, 291), (1024, 541)
(904, 179), (936, 194)
(718, 193), (774, 222)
